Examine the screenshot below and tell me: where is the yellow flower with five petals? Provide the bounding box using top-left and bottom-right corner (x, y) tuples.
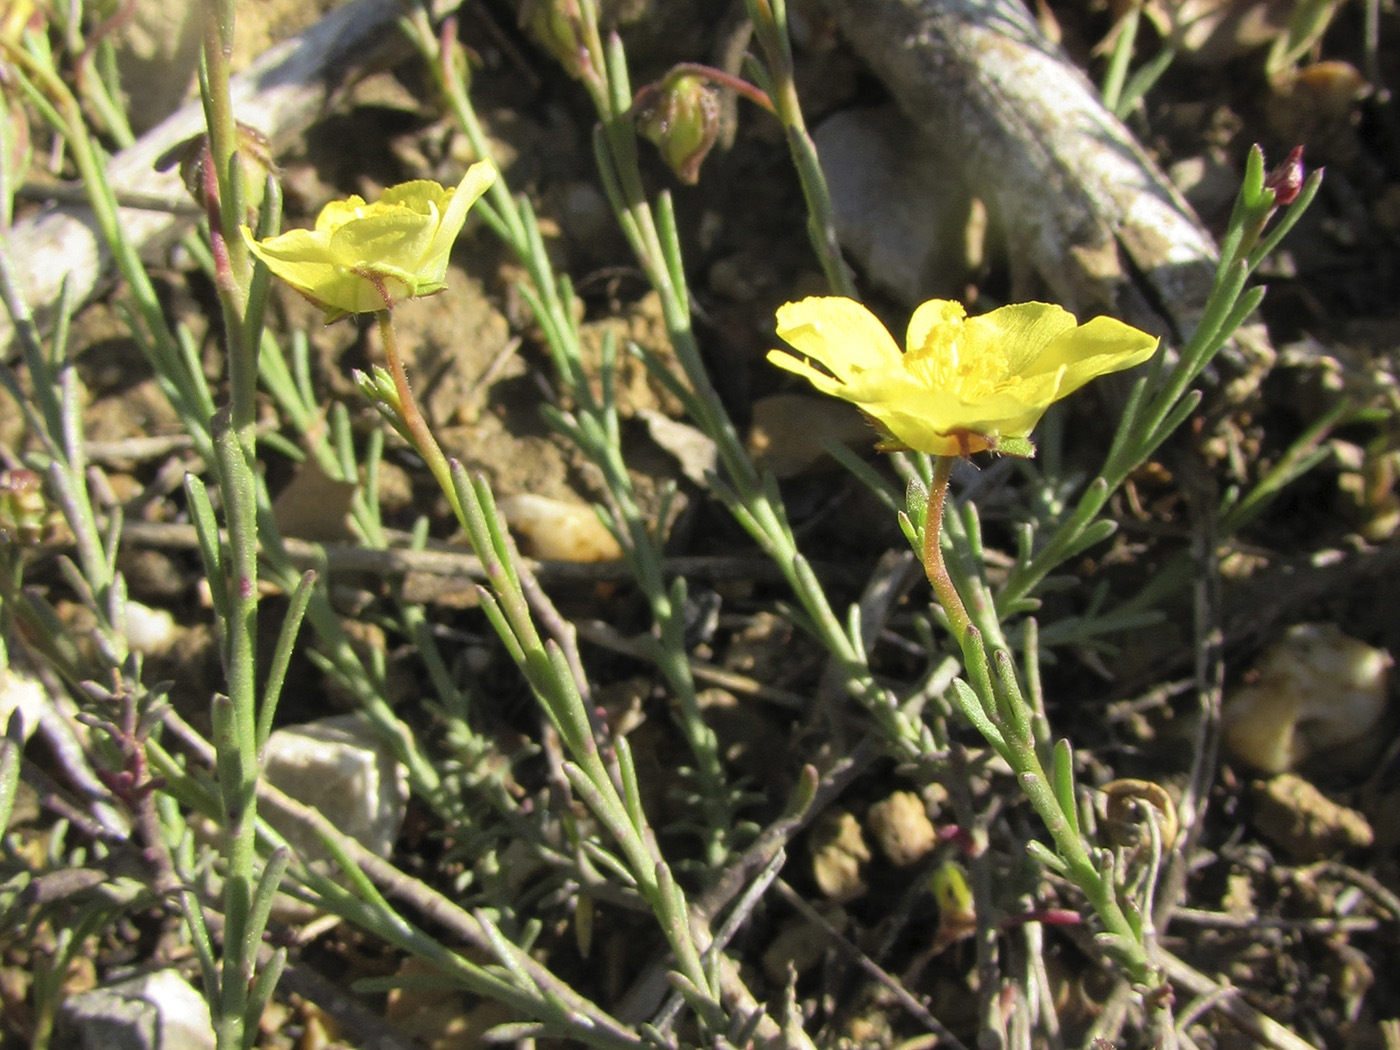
(768, 297), (1159, 457)
(242, 160), (496, 322)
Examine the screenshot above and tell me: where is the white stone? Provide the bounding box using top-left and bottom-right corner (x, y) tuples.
(497, 493), (623, 563)
(813, 106), (974, 305)
(0, 667), (45, 741)
(57, 969), (214, 1050)
(262, 714), (409, 869)
(1224, 623), (1392, 773)
(124, 600), (178, 655)
(116, 0), (201, 133)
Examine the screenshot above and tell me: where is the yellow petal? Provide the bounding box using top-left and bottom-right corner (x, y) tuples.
(424, 160), (497, 266)
(869, 416), (971, 457)
(963, 302), (1077, 371)
(241, 225), (341, 296)
(765, 349), (848, 399)
(775, 297), (902, 383)
(874, 386), (1044, 452)
(241, 225), (398, 315)
(315, 195), (370, 234)
(377, 180), (450, 214)
(1035, 316), (1160, 394)
(329, 207), (439, 285)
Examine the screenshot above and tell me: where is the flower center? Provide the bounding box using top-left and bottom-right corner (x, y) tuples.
(903, 321), (1016, 398)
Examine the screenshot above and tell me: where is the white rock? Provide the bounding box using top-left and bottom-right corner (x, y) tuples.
(639, 408), (717, 487)
(116, 1), (201, 133)
(124, 600), (178, 655)
(497, 493), (623, 563)
(57, 969), (214, 1050)
(0, 667), (46, 741)
(1224, 623), (1392, 774)
(262, 714), (409, 870)
(813, 106), (975, 305)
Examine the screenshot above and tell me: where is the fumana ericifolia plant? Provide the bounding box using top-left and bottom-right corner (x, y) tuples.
(0, 0), (1322, 1043)
(252, 0), (1320, 1040)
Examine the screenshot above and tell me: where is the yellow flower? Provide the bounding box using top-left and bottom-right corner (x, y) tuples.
(768, 297), (1159, 456)
(242, 160), (496, 322)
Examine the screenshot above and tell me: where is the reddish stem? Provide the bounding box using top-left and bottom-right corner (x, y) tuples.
(921, 456), (972, 643)
(645, 63), (777, 116)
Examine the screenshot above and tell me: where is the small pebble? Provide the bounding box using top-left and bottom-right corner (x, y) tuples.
(57, 969), (214, 1050)
(124, 600), (178, 656)
(810, 810), (870, 901)
(0, 668), (45, 741)
(497, 493), (623, 563)
(1223, 623), (1391, 774)
(262, 715), (410, 870)
(1252, 773), (1373, 861)
(867, 790), (936, 867)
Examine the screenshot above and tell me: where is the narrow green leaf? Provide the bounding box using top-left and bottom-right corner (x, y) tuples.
(258, 571), (314, 752)
(1052, 740), (1080, 839)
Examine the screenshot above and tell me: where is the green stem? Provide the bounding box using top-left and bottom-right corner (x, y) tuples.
(1012, 745), (1152, 980)
(1100, 3), (1140, 116)
(199, 6), (269, 1041)
(924, 465), (1154, 983)
(574, 1), (926, 758)
(743, 0), (856, 297)
(368, 275), (721, 1010)
(409, 15), (740, 865)
(211, 416), (260, 1050)
(200, 0), (251, 296)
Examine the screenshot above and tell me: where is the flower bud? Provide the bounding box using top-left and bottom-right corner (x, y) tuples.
(242, 161), (497, 322)
(634, 71), (720, 185)
(1263, 145), (1304, 206)
(929, 861), (975, 946)
(159, 121), (275, 222)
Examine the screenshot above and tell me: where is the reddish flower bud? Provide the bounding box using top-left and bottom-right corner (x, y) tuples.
(634, 71), (720, 185)
(158, 122), (276, 222)
(1264, 146), (1305, 206)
